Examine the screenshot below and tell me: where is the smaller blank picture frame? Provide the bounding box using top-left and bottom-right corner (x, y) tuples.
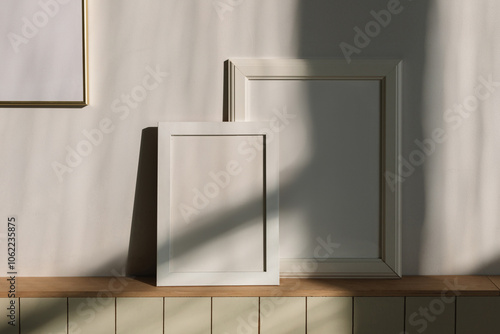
(157, 122), (279, 286)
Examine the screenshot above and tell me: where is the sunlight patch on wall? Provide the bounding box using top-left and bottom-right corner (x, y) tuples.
(420, 0), (500, 274)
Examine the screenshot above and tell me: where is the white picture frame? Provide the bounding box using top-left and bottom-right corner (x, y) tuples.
(0, 0), (88, 107)
(226, 58), (402, 278)
(157, 122), (279, 286)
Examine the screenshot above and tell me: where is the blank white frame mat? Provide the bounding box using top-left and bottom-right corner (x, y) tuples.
(226, 58), (402, 278)
(157, 122), (279, 286)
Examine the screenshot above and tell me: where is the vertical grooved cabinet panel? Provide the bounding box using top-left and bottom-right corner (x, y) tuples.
(164, 297), (211, 334)
(354, 297), (404, 334)
(260, 297), (305, 334)
(405, 297), (455, 334)
(68, 298), (115, 334)
(307, 297), (352, 334)
(20, 298), (68, 334)
(1, 298), (19, 334)
(116, 297), (163, 334)
(456, 297), (500, 334)
(212, 297), (259, 334)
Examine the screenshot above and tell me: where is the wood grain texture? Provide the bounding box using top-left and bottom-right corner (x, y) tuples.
(353, 297), (404, 334)
(489, 276), (500, 290)
(164, 297), (211, 334)
(260, 297), (305, 334)
(3, 276), (499, 297)
(68, 297), (115, 333)
(405, 297), (455, 334)
(456, 297), (500, 334)
(307, 297), (352, 334)
(212, 297), (259, 334)
(116, 297), (163, 334)
(20, 298), (67, 334)
(0, 298), (19, 334)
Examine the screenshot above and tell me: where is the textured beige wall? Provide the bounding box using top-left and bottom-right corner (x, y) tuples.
(1, 0), (499, 276)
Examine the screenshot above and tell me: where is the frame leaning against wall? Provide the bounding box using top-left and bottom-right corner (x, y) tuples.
(225, 58), (402, 278)
(157, 122), (280, 286)
(0, 0), (88, 107)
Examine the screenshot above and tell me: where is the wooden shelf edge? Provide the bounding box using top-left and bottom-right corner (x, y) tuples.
(1, 276), (499, 298)
(489, 275), (500, 290)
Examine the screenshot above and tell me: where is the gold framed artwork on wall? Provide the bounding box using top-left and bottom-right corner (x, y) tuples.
(0, 0), (88, 107)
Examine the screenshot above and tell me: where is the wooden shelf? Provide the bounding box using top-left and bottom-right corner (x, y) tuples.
(2, 276), (500, 298)
(490, 276), (500, 290)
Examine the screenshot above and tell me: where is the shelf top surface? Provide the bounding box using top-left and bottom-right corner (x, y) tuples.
(2, 276), (500, 298)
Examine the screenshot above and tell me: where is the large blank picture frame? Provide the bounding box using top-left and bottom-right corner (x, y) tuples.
(0, 0), (88, 107)
(157, 122), (279, 286)
(226, 58), (402, 278)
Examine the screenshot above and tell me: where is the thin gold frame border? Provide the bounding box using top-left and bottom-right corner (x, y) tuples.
(0, 0), (88, 108)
